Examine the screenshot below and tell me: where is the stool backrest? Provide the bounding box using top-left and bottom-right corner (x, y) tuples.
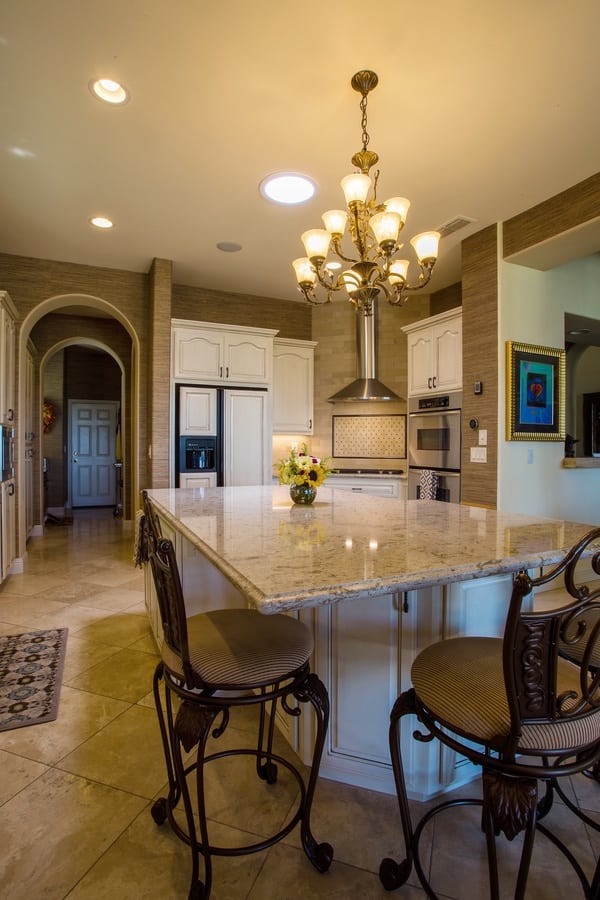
(142, 491), (194, 686)
(503, 527), (600, 748)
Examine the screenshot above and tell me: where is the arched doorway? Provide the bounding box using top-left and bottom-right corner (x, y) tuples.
(40, 341), (124, 518)
(17, 293), (140, 565)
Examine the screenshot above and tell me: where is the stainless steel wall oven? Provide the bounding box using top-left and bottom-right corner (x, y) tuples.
(408, 392), (461, 502)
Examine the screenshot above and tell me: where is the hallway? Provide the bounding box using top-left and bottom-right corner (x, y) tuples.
(0, 509), (598, 899)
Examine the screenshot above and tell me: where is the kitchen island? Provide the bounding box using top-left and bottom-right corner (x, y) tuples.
(144, 485), (596, 798)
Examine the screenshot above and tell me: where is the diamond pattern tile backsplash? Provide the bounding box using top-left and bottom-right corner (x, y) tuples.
(332, 415), (406, 459)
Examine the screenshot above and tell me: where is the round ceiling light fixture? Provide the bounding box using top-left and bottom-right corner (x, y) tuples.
(90, 216), (114, 229)
(217, 241), (243, 252)
(260, 173), (316, 205)
(89, 78), (130, 105)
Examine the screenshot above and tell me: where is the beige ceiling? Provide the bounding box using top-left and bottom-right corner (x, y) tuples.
(1, 1), (599, 304)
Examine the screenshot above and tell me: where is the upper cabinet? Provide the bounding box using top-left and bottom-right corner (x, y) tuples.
(273, 338), (316, 434)
(403, 308), (462, 396)
(0, 291), (17, 424)
(172, 320), (277, 386)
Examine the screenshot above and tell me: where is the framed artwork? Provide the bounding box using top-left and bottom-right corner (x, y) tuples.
(506, 341), (566, 441)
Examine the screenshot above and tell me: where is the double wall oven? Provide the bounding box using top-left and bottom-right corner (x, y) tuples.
(407, 392), (461, 503)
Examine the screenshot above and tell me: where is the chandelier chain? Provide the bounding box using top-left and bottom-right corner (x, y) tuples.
(360, 92), (370, 153)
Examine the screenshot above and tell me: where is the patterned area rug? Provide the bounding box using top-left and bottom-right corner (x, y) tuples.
(0, 628), (68, 732)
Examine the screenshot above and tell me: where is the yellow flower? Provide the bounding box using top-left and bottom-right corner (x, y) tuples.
(277, 443), (331, 487)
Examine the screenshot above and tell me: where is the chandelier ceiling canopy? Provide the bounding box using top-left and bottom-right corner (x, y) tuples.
(293, 70), (441, 316)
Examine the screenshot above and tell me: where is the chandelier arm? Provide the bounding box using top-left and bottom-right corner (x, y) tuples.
(330, 238), (359, 265)
(386, 265), (435, 307)
(297, 284), (333, 306)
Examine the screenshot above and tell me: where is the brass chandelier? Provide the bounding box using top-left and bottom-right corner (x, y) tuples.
(293, 70), (440, 315)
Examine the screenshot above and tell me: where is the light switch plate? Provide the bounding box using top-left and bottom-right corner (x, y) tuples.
(478, 429), (487, 446)
(470, 446), (487, 463)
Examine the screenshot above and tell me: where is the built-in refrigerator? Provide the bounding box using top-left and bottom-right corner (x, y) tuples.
(176, 384), (271, 487)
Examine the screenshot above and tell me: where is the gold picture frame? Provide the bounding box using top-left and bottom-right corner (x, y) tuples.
(506, 341), (566, 441)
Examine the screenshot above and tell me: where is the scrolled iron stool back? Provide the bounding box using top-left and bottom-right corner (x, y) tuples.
(380, 526), (600, 899)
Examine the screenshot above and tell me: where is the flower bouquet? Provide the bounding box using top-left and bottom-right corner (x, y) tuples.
(278, 443), (331, 504)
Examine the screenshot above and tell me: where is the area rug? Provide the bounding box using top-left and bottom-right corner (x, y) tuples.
(0, 628), (68, 732)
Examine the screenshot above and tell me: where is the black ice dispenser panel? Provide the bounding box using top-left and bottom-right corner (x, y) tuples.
(179, 436), (217, 473)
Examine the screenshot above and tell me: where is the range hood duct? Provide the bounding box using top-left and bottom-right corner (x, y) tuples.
(328, 302), (401, 402)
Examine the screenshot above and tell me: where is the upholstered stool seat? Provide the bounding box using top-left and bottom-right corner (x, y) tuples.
(163, 607), (314, 689)
(380, 527), (600, 899)
(413, 635), (600, 753)
(141, 491), (333, 900)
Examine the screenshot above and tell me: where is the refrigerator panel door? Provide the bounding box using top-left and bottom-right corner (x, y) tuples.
(224, 390), (271, 486)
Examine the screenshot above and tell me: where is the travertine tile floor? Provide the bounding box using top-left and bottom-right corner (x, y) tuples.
(0, 507), (598, 899)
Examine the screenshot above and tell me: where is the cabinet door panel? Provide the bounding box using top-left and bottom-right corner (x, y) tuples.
(433, 321), (462, 392)
(317, 593), (399, 766)
(172, 328), (223, 380)
(407, 331), (433, 395)
(225, 336), (271, 384)
(224, 391), (271, 485)
(273, 345), (314, 433)
(179, 387), (217, 435)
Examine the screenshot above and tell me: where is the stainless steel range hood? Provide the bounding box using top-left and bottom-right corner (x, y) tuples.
(328, 303), (401, 402)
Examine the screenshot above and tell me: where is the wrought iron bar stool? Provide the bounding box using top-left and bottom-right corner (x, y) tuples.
(380, 526), (600, 899)
(141, 491), (333, 899)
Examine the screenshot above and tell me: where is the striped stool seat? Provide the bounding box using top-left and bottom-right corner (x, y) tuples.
(412, 635), (600, 754)
(162, 608), (313, 689)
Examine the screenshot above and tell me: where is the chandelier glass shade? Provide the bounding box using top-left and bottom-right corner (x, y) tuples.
(293, 70), (440, 314)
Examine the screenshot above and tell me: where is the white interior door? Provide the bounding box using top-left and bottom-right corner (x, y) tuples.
(70, 400), (119, 507)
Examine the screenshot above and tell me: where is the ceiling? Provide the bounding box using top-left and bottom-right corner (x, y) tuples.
(1, 1), (599, 306)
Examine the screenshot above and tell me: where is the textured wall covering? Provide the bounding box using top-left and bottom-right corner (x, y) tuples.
(461, 226), (499, 508)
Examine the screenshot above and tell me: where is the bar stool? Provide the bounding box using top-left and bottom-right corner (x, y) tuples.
(380, 526), (600, 899)
(141, 491), (333, 899)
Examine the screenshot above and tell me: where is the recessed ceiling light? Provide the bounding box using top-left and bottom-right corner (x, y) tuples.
(260, 173), (316, 205)
(325, 261), (342, 271)
(568, 328), (591, 335)
(89, 78), (129, 105)
(90, 216), (114, 229)
(217, 241), (243, 252)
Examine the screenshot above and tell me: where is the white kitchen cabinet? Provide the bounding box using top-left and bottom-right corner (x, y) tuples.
(312, 572), (515, 799)
(223, 389), (272, 485)
(178, 386), (217, 436)
(273, 338), (316, 434)
(327, 474), (403, 498)
(179, 472), (217, 489)
(0, 291), (17, 424)
(403, 308), (462, 396)
(172, 320), (277, 386)
(1, 478), (16, 580)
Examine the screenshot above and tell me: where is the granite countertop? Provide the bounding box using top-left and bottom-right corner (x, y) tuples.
(147, 486), (597, 614)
